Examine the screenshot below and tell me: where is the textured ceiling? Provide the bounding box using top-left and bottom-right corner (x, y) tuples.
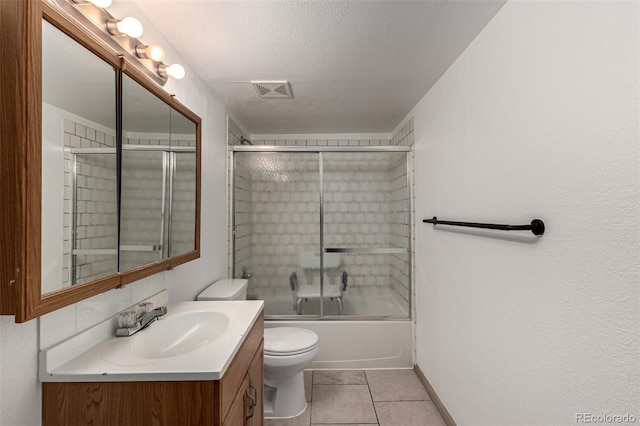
(134, 1), (505, 134)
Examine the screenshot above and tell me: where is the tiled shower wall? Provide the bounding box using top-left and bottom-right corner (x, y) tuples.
(228, 117), (249, 146)
(390, 117), (415, 307)
(227, 117), (251, 278)
(63, 119), (117, 286)
(170, 152), (197, 257)
(230, 145), (410, 313)
(233, 153), (409, 302)
(119, 147), (166, 271)
(234, 153), (320, 295)
(390, 117), (416, 362)
(120, 137), (196, 270)
(227, 118), (414, 316)
(64, 128), (196, 285)
(232, 161), (254, 283)
(251, 138), (391, 146)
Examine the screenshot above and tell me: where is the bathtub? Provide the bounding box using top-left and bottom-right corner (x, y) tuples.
(265, 319), (413, 369)
(255, 285), (413, 369)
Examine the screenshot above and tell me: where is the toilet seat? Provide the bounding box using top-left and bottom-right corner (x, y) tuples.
(264, 327), (318, 356)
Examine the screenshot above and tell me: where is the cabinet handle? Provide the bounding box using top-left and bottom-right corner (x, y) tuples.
(245, 385), (257, 424)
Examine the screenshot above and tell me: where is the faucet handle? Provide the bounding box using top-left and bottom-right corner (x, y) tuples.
(137, 302), (154, 317)
(118, 310), (138, 328)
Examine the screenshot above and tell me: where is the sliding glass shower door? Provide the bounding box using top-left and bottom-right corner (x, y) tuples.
(234, 152), (321, 316)
(322, 152), (410, 317)
(233, 148), (411, 319)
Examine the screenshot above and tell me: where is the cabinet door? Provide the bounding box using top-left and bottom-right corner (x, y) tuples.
(223, 376), (249, 426)
(246, 345), (264, 426)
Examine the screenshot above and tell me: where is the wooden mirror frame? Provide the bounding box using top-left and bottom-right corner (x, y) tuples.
(0, 0), (201, 322)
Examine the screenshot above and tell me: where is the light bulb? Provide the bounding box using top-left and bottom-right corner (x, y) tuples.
(87, 0), (112, 7)
(107, 17), (143, 38)
(166, 64), (185, 79)
(158, 64), (185, 80)
(135, 44), (166, 62)
(72, 0), (112, 8)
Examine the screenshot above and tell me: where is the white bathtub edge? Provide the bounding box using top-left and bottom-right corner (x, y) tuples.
(266, 320), (412, 370)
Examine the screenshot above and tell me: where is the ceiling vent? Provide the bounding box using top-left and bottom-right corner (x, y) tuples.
(251, 81), (293, 99)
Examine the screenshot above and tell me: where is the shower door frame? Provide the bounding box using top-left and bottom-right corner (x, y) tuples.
(230, 145), (413, 320)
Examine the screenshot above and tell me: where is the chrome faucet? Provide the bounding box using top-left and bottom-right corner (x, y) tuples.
(116, 306), (167, 337)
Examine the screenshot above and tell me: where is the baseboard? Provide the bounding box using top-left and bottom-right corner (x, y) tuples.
(414, 364), (456, 426)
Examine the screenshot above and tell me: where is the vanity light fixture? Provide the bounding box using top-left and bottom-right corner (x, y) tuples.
(66, 0), (184, 84)
(71, 0), (113, 7)
(158, 63), (185, 80)
(106, 17), (143, 38)
(135, 44), (166, 62)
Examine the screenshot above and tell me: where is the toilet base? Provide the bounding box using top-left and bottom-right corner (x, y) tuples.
(263, 372), (307, 419)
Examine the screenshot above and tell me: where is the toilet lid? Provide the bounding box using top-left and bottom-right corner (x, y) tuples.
(196, 279), (247, 300)
(264, 327), (318, 356)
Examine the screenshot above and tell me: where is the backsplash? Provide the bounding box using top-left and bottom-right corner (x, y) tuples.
(39, 273), (166, 351)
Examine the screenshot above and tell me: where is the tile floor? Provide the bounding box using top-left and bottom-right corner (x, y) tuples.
(264, 369), (446, 426)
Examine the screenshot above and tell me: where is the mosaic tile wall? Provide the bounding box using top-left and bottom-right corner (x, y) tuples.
(226, 117), (414, 317)
(232, 150), (411, 313)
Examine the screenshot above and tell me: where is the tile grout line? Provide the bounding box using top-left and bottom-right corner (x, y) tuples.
(309, 371), (314, 426)
(364, 370), (381, 426)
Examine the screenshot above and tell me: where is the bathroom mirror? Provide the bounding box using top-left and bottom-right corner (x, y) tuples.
(42, 18), (119, 294)
(168, 108), (197, 258)
(120, 73), (172, 272)
(0, 1), (200, 321)
(120, 74), (200, 273)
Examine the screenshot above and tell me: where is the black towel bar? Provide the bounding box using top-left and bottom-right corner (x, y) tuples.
(423, 217), (545, 236)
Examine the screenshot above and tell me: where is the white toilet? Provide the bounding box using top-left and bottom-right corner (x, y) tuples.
(196, 278), (249, 301)
(196, 279), (319, 419)
(263, 327), (318, 418)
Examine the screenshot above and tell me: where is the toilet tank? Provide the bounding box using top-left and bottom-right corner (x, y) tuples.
(196, 279), (248, 301)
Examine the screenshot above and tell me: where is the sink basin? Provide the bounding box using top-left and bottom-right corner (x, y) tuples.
(131, 311), (230, 359)
(41, 299), (265, 381)
(99, 309), (232, 366)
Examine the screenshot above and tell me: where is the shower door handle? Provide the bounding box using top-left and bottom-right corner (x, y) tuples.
(324, 247), (408, 254)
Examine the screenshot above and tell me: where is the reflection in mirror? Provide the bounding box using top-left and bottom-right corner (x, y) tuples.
(169, 108), (197, 257)
(120, 74), (171, 271)
(41, 20), (117, 293)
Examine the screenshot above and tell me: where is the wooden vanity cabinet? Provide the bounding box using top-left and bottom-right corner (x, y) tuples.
(223, 345), (264, 426)
(216, 313), (264, 426)
(42, 313), (264, 426)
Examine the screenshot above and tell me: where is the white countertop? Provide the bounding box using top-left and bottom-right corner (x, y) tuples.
(40, 300), (264, 382)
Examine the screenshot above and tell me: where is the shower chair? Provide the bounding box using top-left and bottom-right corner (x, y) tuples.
(290, 252), (348, 315)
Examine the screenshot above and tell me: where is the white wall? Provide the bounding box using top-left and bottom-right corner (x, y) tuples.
(0, 2), (228, 425)
(413, 1), (639, 425)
